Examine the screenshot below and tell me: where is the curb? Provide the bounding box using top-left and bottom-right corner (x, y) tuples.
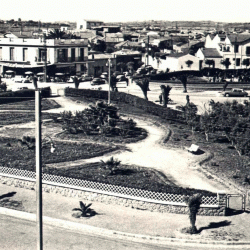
(1, 207), (250, 248)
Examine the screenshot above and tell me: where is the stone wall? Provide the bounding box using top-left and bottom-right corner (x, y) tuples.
(0, 176), (227, 216)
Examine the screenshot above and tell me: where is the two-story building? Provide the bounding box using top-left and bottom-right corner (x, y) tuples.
(77, 20), (104, 30)
(203, 33), (250, 69)
(0, 34), (88, 76)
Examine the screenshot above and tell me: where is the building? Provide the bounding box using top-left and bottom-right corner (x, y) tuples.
(204, 33), (250, 69)
(77, 20), (104, 30)
(145, 53), (200, 72)
(0, 34), (88, 76)
(87, 53), (116, 77)
(196, 48), (223, 69)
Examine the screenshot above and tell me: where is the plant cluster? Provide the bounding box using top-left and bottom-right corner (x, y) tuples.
(72, 201), (96, 218)
(60, 101), (138, 138)
(101, 156), (121, 175)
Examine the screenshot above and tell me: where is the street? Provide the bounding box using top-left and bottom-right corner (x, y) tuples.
(0, 214), (212, 250)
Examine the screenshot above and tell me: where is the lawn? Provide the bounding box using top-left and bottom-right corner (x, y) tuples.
(0, 98), (60, 110)
(0, 112), (59, 126)
(44, 162), (215, 196)
(0, 137), (119, 170)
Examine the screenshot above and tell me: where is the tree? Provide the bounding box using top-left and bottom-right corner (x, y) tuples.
(92, 40), (106, 53)
(183, 194), (202, 234)
(126, 61), (135, 74)
(242, 59), (250, 69)
(134, 77), (150, 100)
(181, 102), (198, 135)
(221, 59), (231, 69)
(178, 74), (188, 93)
(160, 85), (172, 107)
(101, 156), (121, 175)
(185, 60), (193, 68)
(117, 62), (126, 73)
(47, 29), (66, 39)
(205, 59), (215, 68)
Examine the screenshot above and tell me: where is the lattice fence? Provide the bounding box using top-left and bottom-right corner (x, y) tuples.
(0, 166), (218, 205)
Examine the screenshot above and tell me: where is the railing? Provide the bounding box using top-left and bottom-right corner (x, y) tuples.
(0, 166), (218, 206)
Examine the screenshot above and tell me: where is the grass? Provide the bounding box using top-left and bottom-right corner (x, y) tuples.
(0, 112), (60, 126)
(0, 137), (119, 171)
(0, 99), (60, 111)
(45, 162), (215, 196)
(56, 127), (147, 144)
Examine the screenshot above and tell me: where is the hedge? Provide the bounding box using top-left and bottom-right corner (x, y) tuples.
(0, 87), (51, 104)
(65, 87), (185, 123)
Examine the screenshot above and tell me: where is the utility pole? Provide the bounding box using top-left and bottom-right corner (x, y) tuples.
(35, 90), (43, 250)
(43, 33), (47, 82)
(147, 35), (149, 66)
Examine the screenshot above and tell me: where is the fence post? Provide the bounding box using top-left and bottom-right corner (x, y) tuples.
(217, 190), (227, 216)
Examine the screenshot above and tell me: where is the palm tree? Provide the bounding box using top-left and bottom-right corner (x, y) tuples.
(134, 77), (150, 100)
(101, 156), (121, 175)
(47, 29), (66, 39)
(183, 193), (202, 234)
(72, 201), (96, 218)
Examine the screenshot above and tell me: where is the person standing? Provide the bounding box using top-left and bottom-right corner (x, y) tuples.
(32, 75), (38, 89)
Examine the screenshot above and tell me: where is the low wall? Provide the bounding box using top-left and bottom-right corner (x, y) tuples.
(0, 175), (227, 216)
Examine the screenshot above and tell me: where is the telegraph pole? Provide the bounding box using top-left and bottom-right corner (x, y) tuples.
(35, 90), (43, 250)
(43, 33), (47, 82)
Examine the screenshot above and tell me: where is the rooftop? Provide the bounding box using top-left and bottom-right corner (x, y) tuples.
(201, 48), (222, 58)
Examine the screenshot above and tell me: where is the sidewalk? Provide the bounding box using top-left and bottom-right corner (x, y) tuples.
(1, 183), (250, 248)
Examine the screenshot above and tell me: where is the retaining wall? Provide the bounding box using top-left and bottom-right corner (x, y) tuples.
(0, 175), (227, 216)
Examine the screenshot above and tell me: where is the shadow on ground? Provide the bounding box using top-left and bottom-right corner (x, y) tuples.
(198, 220), (232, 233)
(0, 192), (16, 200)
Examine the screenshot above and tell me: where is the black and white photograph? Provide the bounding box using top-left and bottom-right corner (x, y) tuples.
(0, 0), (250, 249)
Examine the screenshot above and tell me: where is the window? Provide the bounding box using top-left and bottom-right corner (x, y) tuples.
(236, 58), (241, 66)
(38, 49), (46, 62)
(71, 48), (75, 62)
(79, 48), (84, 61)
(23, 48), (28, 61)
(57, 49), (68, 62)
(10, 47), (14, 60)
(246, 47), (250, 55)
(234, 44), (239, 53)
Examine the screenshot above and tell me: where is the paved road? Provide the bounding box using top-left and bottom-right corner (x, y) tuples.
(0, 214), (212, 250)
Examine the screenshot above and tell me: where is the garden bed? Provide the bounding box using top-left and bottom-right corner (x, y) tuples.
(0, 137), (119, 170)
(44, 162), (215, 196)
(0, 112), (60, 126)
(55, 127), (147, 144)
(0, 99), (60, 111)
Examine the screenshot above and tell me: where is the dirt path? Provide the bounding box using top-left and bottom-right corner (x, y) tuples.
(43, 96), (233, 193)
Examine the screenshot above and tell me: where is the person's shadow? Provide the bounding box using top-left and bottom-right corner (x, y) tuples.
(0, 192), (16, 200)
(198, 220), (231, 233)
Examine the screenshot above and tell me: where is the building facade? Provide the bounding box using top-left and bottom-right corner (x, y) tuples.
(0, 36), (88, 75)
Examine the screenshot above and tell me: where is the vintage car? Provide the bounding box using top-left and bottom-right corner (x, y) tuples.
(221, 88), (248, 97)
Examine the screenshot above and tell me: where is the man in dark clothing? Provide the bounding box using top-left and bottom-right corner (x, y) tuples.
(33, 76), (38, 89)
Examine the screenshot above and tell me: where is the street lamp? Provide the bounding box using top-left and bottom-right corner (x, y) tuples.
(106, 58), (112, 104)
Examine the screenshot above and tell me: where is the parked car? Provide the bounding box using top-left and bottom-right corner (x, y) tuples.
(221, 88), (248, 97)
(81, 75), (93, 82)
(91, 78), (106, 85)
(116, 75), (127, 82)
(100, 72), (108, 79)
(12, 75), (26, 83)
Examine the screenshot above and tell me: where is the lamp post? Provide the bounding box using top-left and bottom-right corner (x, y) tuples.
(35, 90), (43, 250)
(106, 58), (112, 104)
(43, 33), (47, 83)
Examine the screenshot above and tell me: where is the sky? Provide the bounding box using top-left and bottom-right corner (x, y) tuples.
(1, 0), (250, 23)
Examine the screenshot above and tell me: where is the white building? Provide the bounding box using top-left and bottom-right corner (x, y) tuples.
(145, 53), (200, 72)
(203, 33), (250, 69)
(0, 34), (88, 75)
(77, 19), (103, 30)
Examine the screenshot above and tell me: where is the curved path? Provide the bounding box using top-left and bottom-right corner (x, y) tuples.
(45, 96), (232, 193)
